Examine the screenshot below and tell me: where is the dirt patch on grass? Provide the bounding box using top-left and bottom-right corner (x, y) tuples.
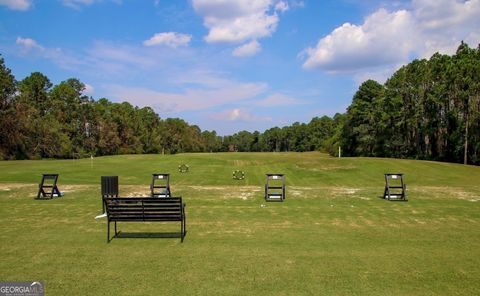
(295, 163), (356, 171)
(331, 188), (359, 195)
(413, 186), (480, 200)
(0, 183), (36, 190)
(60, 185), (92, 193)
(0, 183), (92, 193)
(121, 185), (151, 197)
(289, 186), (372, 200)
(188, 186), (233, 191)
(187, 186), (262, 200)
(232, 159), (266, 166)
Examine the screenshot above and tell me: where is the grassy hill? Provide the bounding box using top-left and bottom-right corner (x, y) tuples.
(0, 152), (479, 295)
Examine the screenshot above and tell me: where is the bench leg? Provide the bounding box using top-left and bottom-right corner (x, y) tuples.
(115, 221), (117, 236)
(107, 221), (110, 243)
(181, 219), (184, 242)
(181, 216), (186, 242)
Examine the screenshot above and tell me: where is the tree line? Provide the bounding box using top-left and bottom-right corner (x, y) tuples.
(0, 54), (341, 159)
(1, 42), (479, 164)
(342, 42), (480, 165)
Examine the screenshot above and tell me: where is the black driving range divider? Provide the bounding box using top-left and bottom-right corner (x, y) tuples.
(265, 174), (286, 202)
(178, 164), (189, 173)
(101, 176), (119, 212)
(36, 174), (63, 199)
(150, 173), (171, 198)
(383, 173), (407, 201)
(232, 170), (245, 180)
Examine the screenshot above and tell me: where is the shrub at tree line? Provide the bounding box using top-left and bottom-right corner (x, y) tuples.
(1, 43), (479, 164)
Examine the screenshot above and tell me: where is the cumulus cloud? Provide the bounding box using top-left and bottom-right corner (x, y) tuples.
(16, 37), (44, 51)
(0, 0), (32, 10)
(143, 32), (192, 48)
(302, 0), (480, 73)
(192, 0), (289, 56)
(232, 40), (261, 57)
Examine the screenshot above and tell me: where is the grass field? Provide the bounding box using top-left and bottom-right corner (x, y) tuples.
(0, 152), (479, 295)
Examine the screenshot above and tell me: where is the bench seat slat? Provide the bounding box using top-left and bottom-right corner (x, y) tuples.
(108, 208), (181, 212)
(110, 217), (182, 222)
(109, 216), (182, 220)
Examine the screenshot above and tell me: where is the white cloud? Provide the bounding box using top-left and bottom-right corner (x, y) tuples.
(192, 0), (290, 57)
(16, 37), (44, 51)
(210, 108), (272, 122)
(302, 0), (480, 73)
(232, 40), (261, 57)
(143, 32), (192, 48)
(192, 0), (282, 43)
(0, 0), (31, 10)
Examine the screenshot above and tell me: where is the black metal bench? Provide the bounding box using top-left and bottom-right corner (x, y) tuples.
(383, 174), (407, 201)
(36, 174), (62, 199)
(104, 197), (186, 243)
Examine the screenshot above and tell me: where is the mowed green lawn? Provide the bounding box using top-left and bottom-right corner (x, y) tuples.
(0, 152), (479, 295)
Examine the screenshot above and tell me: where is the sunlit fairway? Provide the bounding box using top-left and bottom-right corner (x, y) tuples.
(0, 152), (479, 295)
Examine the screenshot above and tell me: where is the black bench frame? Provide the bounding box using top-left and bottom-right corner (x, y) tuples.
(150, 174), (171, 198)
(104, 197), (186, 243)
(37, 174), (61, 199)
(383, 174), (407, 201)
(265, 174), (285, 202)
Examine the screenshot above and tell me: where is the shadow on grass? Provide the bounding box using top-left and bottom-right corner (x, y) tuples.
(115, 231), (187, 239)
(34, 196), (63, 200)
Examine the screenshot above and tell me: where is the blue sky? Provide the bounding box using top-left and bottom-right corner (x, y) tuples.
(1, 0), (479, 135)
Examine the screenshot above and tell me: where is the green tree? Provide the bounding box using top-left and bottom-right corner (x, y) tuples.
(343, 79), (385, 156)
(0, 55), (18, 159)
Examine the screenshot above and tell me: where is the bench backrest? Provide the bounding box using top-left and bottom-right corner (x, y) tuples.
(104, 197), (183, 221)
